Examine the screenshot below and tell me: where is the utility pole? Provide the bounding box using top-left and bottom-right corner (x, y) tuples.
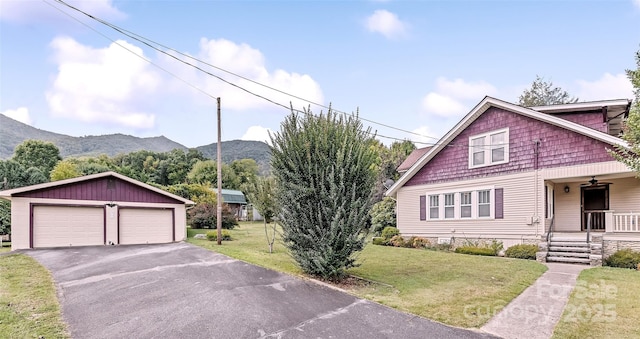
(217, 97), (222, 245)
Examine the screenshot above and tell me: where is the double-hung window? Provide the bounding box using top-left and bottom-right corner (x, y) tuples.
(478, 190), (491, 217)
(429, 195), (439, 219)
(444, 193), (455, 219)
(469, 128), (509, 168)
(460, 192), (472, 218)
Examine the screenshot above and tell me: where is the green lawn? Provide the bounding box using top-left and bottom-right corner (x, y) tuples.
(187, 222), (547, 328)
(0, 241), (10, 253)
(0, 254), (68, 338)
(552, 267), (640, 339)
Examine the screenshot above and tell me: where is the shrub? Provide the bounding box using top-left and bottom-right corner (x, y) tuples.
(605, 248), (640, 269)
(381, 226), (399, 240)
(206, 230), (232, 241)
(455, 246), (497, 256)
(409, 237), (431, 249)
(372, 237), (387, 246)
(505, 244), (538, 260)
(187, 203), (238, 229)
(389, 235), (406, 247)
(369, 197), (396, 235)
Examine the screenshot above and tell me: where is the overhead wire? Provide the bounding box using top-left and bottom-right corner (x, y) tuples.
(46, 0), (507, 150)
(49, 0), (446, 145)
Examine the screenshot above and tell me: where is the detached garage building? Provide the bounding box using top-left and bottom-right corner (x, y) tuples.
(0, 171), (194, 251)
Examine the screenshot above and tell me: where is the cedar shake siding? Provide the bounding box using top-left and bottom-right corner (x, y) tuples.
(553, 112), (608, 133)
(406, 107), (615, 186)
(14, 176), (181, 204)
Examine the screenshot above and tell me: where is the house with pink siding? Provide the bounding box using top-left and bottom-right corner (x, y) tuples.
(386, 96), (640, 265)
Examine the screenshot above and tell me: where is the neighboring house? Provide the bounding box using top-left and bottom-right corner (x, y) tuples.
(217, 188), (247, 219)
(386, 96), (640, 265)
(0, 171), (194, 251)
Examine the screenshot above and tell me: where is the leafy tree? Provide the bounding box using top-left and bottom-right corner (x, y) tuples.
(369, 197), (397, 235)
(187, 160), (239, 189)
(187, 203), (237, 229)
(77, 161), (111, 175)
(613, 48), (640, 172)
(245, 176), (278, 253)
(0, 160), (47, 189)
(50, 160), (81, 181)
(0, 200), (10, 236)
(270, 109), (378, 279)
(162, 183), (217, 204)
(12, 140), (61, 176)
(230, 159), (259, 188)
(518, 75), (579, 107)
(371, 140), (416, 201)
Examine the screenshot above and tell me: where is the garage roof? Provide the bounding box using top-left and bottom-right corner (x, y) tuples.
(218, 189), (247, 205)
(0, 171), (195, 205)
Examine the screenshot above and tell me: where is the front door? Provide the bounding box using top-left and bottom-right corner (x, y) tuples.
(581, 185), (609, 231)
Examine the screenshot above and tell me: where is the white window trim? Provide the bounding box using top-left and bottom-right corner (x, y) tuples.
(425, 186), (496, 221)
(468, 128), (510, 169)
(545, 183), (554, 219)
(428, 194), (440, 220)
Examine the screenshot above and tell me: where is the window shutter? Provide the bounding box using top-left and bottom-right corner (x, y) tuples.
(419, 195), (426, 221)
(495, 188), (504, 219)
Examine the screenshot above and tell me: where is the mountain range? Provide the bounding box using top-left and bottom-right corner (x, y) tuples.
(0, 114), (271, 171)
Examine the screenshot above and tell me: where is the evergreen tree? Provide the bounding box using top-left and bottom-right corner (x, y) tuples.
(270, 109), (378, 279)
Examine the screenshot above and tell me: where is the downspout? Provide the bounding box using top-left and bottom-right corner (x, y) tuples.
(534, 140), (541, 237)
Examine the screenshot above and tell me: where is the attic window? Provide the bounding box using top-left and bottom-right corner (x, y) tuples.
(469, 128), (509, 169)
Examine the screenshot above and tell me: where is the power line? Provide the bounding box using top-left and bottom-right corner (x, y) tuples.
(47, 0), (508, 150)
(42, 0), (219, 102)
(50, 0), (442, 143)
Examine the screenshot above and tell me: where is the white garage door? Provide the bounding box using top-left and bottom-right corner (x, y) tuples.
(119, 208), (173, 245)
(33, 206), (104, 248)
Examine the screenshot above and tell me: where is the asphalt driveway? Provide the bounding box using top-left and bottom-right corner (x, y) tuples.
(28, 243), (496, 339)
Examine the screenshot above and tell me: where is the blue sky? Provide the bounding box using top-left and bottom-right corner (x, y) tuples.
(1, 0), (639, 148)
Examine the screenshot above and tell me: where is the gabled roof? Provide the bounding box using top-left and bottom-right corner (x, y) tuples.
(216, 188), (247, 204)
(529, 98), (632, 136)
(0, 171), (195, 205)
(385, 96), (630, 197)
(397, 147), (432, 173)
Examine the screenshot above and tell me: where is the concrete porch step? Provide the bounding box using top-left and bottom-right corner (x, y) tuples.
(547, 256), (591, 264)
(548, 241), (589, 247)
(548, 251), (590, 258)
(550, 237), (591, 242)
(548, 246), (591, 253)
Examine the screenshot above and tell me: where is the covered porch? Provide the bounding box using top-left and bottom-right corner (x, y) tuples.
(540, 166), (640, 264)
(543, 168), (640, 238)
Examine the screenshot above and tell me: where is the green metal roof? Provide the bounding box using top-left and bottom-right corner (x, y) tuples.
(218, 189), (247, 204)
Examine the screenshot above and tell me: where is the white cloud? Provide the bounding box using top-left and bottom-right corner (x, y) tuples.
(166, 38), (324, 112)
(0, 0), (125, 23)
(634, 0), (640, 9)
(46, 36), (161, 129)
(1, 107), (32, 125)
(421, 77), (496, 117)
(241, 126), (273, 144)
(411, 125), (441, 146)
(435, 77), (497, 100)
(421, 93), (466, 117)
(365, 10), (408, 39)
(575, 73), (633, 101)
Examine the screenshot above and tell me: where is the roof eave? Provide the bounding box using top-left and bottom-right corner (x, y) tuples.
(385, 96), (630, 197)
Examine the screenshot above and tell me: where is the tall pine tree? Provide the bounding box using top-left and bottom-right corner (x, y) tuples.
(270, 109), (377, 279)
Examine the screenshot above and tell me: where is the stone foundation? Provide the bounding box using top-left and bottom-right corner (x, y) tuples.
(603, 239), (640, 258)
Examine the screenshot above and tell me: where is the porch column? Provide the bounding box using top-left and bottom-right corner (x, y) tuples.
(604, 210), (614, 233)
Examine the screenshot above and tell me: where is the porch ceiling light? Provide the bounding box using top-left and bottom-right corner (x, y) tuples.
(564, 186), (570, 193)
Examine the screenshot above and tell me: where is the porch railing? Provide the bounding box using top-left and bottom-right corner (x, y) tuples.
(584, 211), (606, 231)
(612, 213), (640, 232)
